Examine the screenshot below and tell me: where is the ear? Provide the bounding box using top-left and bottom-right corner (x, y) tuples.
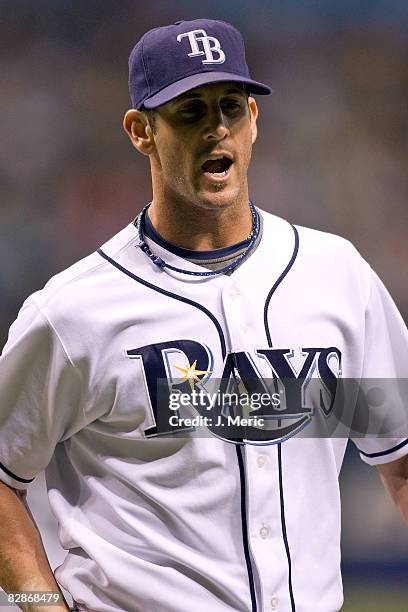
(248, 97), (258, 145)
(123, 109), (155, 156)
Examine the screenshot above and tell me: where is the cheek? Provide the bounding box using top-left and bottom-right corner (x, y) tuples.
(155, 145), (178, 174)
(159, 138), (190, 172)
(155, 140), (194, 190)
(237, 131), (254, 169)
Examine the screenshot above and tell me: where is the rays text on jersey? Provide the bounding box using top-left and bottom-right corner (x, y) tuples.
(127, 340), (342, 444)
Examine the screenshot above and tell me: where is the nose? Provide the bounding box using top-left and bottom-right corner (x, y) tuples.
(203, 104), (230, 141)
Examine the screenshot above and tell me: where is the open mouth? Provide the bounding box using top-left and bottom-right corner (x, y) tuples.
(201, 156), (233, 178)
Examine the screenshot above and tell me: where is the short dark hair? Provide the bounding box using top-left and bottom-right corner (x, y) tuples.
(142, 107), (157, 134)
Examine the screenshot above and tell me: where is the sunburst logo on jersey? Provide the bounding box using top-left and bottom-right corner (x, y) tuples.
(175, 359), (211, 391)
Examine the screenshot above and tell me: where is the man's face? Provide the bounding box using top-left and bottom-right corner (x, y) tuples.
(148, 82), (258, 210)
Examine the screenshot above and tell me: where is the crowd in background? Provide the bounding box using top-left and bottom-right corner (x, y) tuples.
(1, 1), (407, 346)
(0, 1), (407, 606)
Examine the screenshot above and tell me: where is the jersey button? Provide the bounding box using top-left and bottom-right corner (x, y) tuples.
(270, 597), (279, 609)
(240, 322), (249, 333)
(229, 287), (240, 300)
(257, 455), (266, 468)
(259, 525), (270, 539)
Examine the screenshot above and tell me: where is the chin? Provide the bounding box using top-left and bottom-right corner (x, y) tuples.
(193, 186), (243, 210)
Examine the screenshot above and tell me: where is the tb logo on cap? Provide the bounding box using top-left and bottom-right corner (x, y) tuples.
(177, 29), (226, 64)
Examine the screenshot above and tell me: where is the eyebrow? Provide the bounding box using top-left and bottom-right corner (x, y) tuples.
(175, 86), (246, 102)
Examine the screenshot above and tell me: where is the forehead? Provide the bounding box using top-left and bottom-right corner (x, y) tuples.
(170, 81), (247, 103)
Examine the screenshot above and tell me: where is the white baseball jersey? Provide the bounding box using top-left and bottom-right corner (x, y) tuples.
(1, 209), (407, 612)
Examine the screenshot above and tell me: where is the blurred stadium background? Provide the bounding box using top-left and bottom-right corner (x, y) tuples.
(0, 1), (407, 610)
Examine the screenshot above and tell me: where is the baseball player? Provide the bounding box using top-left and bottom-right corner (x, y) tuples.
(0, 18), (407, 612)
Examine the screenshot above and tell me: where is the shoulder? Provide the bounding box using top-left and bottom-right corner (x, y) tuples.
(33, 224), (137, 307)
(261, 209), (368, 265)
(260, 209), (373, 301)
(18, 224), (138, 350)
(261, 209), (362, 260)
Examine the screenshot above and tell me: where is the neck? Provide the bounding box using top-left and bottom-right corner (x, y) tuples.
(147, 190), (252, 251)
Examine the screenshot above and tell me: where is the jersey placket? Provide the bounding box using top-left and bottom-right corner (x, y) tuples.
(244, 443), (294, 612)
(221, 270), (296, 612)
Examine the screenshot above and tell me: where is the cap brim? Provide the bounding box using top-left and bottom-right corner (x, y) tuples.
(142, 71), (271, 109)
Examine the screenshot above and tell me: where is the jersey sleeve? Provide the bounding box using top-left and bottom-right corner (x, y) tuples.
(351, 268), (408, 466)
(0, 297), (86, 489)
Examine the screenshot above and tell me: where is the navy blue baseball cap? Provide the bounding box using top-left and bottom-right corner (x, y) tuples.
(128, 19), (271, 109)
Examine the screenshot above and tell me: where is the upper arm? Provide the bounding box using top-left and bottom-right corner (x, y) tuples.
(0, 297), (85, 488)
(377, 454), (408, 480)
(377, 454), (408, 502)
(0, 479), (27, 498)
(350, 269), (408, 465)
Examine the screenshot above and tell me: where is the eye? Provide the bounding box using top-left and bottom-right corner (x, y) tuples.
(179, 102), (206, 118)
(224, 101), (240, 109)
(221, 99), (246, 115)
